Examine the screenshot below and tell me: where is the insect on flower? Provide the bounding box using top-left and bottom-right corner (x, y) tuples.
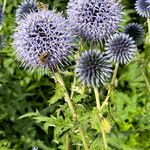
(39, 52), (49, 64)
(36, 2), (49, 11)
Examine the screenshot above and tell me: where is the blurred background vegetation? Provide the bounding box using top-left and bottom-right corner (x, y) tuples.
(0, 0), (149, 149)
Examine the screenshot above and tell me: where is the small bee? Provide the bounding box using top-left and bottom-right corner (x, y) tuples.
(36, 2), (49, 11)
(39, 52), (49, 64)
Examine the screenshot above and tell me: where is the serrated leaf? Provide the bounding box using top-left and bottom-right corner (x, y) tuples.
(48, 83), (64, 105)
(18, 110), (39, 119)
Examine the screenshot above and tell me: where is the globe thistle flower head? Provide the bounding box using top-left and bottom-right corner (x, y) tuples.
(67, 0), (122, 42)
(135, 0), (150, 18)
(13, 10), (74, 73)
(76, 50), (112, 87)
(124, 23), (145, 46)
(16, 0), (39, 22)
(105, 33), (137, 64)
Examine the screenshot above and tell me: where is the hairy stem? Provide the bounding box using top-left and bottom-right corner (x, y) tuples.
(93, 87), (108, 150)
(54, 72), (89, 150)
(101, 62), (119, 111)
(2, 0), (7, 13)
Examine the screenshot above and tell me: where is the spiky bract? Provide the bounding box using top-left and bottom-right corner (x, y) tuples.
(124, 23), (145, 45)
(67, 0), (122, 42)
(16, 0), (39, 22)
(105, 33), (137, 64)
(135, 0), (150, 18)
(76, 50), (112, 87)
(13, 10), (74, 72)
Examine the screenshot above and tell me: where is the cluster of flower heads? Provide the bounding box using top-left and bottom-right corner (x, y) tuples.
(105, 33), (137, 65)
(124, 23), (145, 46)
(13, 0), (142, 88)
(16, 0), (39, 22)
(76, 50), (112, 87)
(13, 10), (74, 72)
(67, 0), (122, 42)
(135, 0), (150, 18)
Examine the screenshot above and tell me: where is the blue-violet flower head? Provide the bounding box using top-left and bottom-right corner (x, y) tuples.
(105, 33), (137, 64)
(135, 0), (150, 18)
(124, 23), (145, 45)
(13, 10), (74, 72)
(76, 50), (112, 87)
(67, 0), (122, 42)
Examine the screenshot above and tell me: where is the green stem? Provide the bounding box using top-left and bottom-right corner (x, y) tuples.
(54, 72), (89, 150)
(101, 62), (119, 111)
(65, 133), (71, 150)
(2, 0), (7, 13)
(146, 18), (150, 44)
(137, 52), (150, 93)
(71, 41), (82, 99)
(93, 87), (101, 111)
(93, 87), (108, 150)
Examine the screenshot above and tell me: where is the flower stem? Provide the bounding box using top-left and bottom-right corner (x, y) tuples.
(54, 72), (89, 150)
(101, 62), (119, 111)
(65, 133), (71, 150)
(2, 0), (7, 13)
(93, 86), (101, 111)
(147, 18), (150, 44)
(93, 87), (108, 150)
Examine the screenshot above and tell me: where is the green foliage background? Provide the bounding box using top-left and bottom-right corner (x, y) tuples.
(0, 0), (150, 149)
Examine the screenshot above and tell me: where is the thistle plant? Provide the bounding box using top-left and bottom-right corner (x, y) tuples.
(67, 0), (122, 42)
(135, 0), (150, 92)
(76, 50), (113, 149)
(5, 0), (149, 149)
(13, 9), (89, 150)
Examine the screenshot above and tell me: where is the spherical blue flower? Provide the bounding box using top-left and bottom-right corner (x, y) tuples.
(67, 0), (122, 42)
(16, 0), (39, 22)
(13, 10), (74, 72)
(135, 0), (150, 18)
(105, 33), (137, 64)
(76, 50), (112, 87)
(124, 23), (145, 46)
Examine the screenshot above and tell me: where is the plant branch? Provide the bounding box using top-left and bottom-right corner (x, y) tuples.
(54, 72), (89, 150)
(93, 86), (108, 150)
(2, 0), (7, 13)
(65, 133), (71, 150)
(101, 62), (119, 111)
